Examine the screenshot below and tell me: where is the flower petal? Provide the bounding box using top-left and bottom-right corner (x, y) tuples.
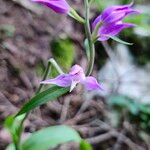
(69, 65), (86, 81)
(92, 2), (140, 26)
(98, 22), (135, 41)
(92, 15), (102, 29)
(101, 3), (133, 21)
(82, 76), (103, 91)
(32, 0), (70, 14)
(69, 65), (84, 75)
(40, 74), (72, 87)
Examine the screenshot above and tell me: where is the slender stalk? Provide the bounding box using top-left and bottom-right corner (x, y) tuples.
(69, 8), (85, 24)
(84, 0), (95, 76)
(16, 58), (63, 150)
(36, 58), (64, 93)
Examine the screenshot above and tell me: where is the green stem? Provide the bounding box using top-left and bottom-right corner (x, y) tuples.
(36, 58), (64, 94)
(16, 58), (63, 150)
(84, 0), (95, 76)
(68, 8), (85, 24)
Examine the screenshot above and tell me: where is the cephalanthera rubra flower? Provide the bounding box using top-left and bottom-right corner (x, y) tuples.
(32, 0), (70, 14)
(41, 65), (103, 92)
(92, 3), (140, 41)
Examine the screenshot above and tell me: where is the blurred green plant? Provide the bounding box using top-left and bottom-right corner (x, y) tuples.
(50, 38), (75, 77)
(4, 115), (26, 150)
(6, 125), (82, 150)
(108, 94), (150, 132)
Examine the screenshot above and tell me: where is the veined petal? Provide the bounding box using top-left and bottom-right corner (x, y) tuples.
(103, 11), (126, 24)
(32, 0), (70, 14)
(82, 76), (103, 91)
(101, 3), (133, 21)
(40, 74), (72, 87)
(98, 23), (135, 41)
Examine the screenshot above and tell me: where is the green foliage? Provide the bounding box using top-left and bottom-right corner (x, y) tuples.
(4, 115), (26, 149)
(6, 125), (82, 150)
(6, 144), (15, 150)
(51, 38), (75, 77)
(16, 86), (69, 116)
(108, 95), (140, 115)
(22, 125), (81, 150)
(108, 94), (150, 131)
(80, 140), (93, 150)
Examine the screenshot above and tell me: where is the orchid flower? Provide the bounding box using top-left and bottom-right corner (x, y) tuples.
(32, 0), (70, 14)
(40, 65), (102, 92)
(92, 3), (140, 41)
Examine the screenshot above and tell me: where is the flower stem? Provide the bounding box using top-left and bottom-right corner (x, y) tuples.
(84, 0), (95, 76)
(36, 58), (64, 93)
(16, 58), (63, 150)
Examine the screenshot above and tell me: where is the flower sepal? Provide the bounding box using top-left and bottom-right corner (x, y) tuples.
(68, 8), (85, 24)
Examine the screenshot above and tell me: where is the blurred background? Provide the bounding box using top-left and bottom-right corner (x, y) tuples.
(0, 0), (149, 149)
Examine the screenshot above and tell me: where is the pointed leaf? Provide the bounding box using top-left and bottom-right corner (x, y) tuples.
(16, 86), (69, 116)
(110, 36), (133, 45)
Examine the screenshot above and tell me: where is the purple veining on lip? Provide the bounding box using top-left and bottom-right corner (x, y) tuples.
(92, 3), (140, 41)
(32, 0), (70, 14)
(40, 65), (103, 91)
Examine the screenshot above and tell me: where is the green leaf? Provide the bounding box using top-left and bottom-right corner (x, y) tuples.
(16, 86), (69, 116)
(80, 140), (93, 150)
(6, 144), (15, 150)
(110, 36), (133, 45)
(140, 104), (150, 115)
(4, 114), (26, 148)
(108, 95), (139, 115)
(22, 125), (81, 150)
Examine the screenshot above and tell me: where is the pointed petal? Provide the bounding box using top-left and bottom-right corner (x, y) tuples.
(32, 0), (70, 14)
(98, 23), (135, 41)
(100, 3), (139, 23)
(82, 76), (103, 91)
(101, 2), (133, 19)
(40, 74), (72, 87)
(92, 15), (102, 28)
